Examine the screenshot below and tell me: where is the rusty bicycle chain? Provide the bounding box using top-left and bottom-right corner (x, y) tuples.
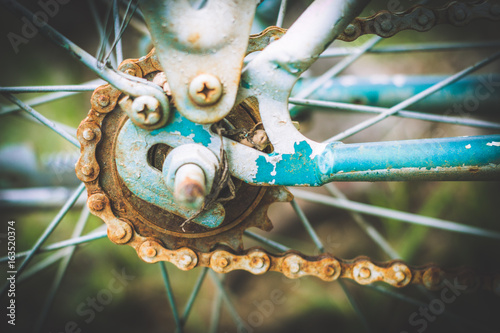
(77, 4), (500, 293)
(247, 1), (500, 47)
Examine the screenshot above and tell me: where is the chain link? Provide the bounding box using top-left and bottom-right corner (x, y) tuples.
(78, 4), (500, 294)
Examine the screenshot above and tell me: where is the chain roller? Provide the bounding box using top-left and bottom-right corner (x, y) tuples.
(78, 11), (500, 294)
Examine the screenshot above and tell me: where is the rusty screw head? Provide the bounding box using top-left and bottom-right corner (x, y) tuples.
(188, 74), (222, 106)
(251, 257), (264, 269)
(359, 267), (371, 279)
(417, 14), (429, 26)
(81, 165), (94, 176)
(217, 257), (229, 268)
(179, 254), (193, 269)
(394, 271), (406, 283)
(289, 262), (300, 274)
(344, 24), (356, 36)
(88, 193), (106, 211)
(82, 128), (95, 141)
(323, 265), (336, 277)
(380, 19), (394, 32)
(98, 94), (110, 107)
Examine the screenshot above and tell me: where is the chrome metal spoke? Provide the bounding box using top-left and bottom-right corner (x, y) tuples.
(0, 85), (99, 93)
(178, 267), (209, 331)
(290, 199), (325, 252)
(88, 0), (117, 68)
(244, 230), (290, 252)
(0, 79), (105, 115)
(292, 197), (371, 332)
(0, 183), (85, 298)
(208, 270), (248, 332)
(160, 262), (183, 333)
(33, 205), (90, 333)
(2, 93), (80, 148)
(289, 98), (500, 130)
(324, 184), (399, 259)
(0, 225), (107, 264)
(291, 189), (500, 240)
(325, 51), (500, 142)
(289, 35), (382, 110)
(208, 288), (223, 333)
(276, 0), (287, 28)
(320, 40), (500, 58)
(113, 0), (123, 65)
(339, 280), (372, 333)
(17, 250), (68, 284)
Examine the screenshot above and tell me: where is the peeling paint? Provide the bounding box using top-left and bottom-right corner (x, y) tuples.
(486, 141), (500, 147)
(465, 144), (471, 149)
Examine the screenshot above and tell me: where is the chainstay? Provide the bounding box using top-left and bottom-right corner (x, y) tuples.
(80, 33), (499, 295)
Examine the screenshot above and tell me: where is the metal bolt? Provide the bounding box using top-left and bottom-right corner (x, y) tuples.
(179, 254), (193, 268)
(188, 74), (222, 106)
(217, 257), (229, 268)
(417, 14), (429, 26)
(323, 265), (335, 277)
(146, 247), (157, 258)
(89, 194), (106, 211)
(83, 128), (95, 141)
(81, 165), (94, 176)
(359, 267), (371, 279)
(174, 163), (207, 210)
(343, 24), (356, 36)
(394, 271), (406, 282)
(98, 94), (110, 107)
(453, 7), (466, 21)
(131, 95), (162, 125)
(125, 68), (136, 76)
(251, 257), (264, 269)
(380, 19), (393, 32)
(289, 262), (300, 274)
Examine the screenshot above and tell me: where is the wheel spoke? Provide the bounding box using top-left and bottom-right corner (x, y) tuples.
(339, 280), (371, 333)
(324, 184), (400, 259)
(208, 270), (248, 332)
(0, 85), (99, 93)
(113, 0), (123, 65)
(208, 288), (223, 333)
(289, 98), (500, 130)
(325, 51), (500, 142)
(289, 36), (382, 110)
(291, 189), (500, 240)
(244, 230), (290, 252)
(33, 205), (90, 333)
(179, 267), (209, 330)
(275, 0), (287, 28)
(160, 262), (183, 333)
(320, 40), (500, 58)
(290, 199), (325, 252)
(0, 183), (85, 298)
(0, 225), (107, 264)
(291, 198), (371, 331)
(0, 79), (104, 114)
(88, 0), (117, 68)
(2, 93), (80, 148)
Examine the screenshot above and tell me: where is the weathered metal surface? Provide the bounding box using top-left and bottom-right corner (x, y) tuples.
(291, 75), (500, 117)
(140, 0), (259, 124)
(337, 1), (500, 42)
(77, 49), (291, 255)
(72, 0), (500, 294)
(0, 0), (170, 124)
